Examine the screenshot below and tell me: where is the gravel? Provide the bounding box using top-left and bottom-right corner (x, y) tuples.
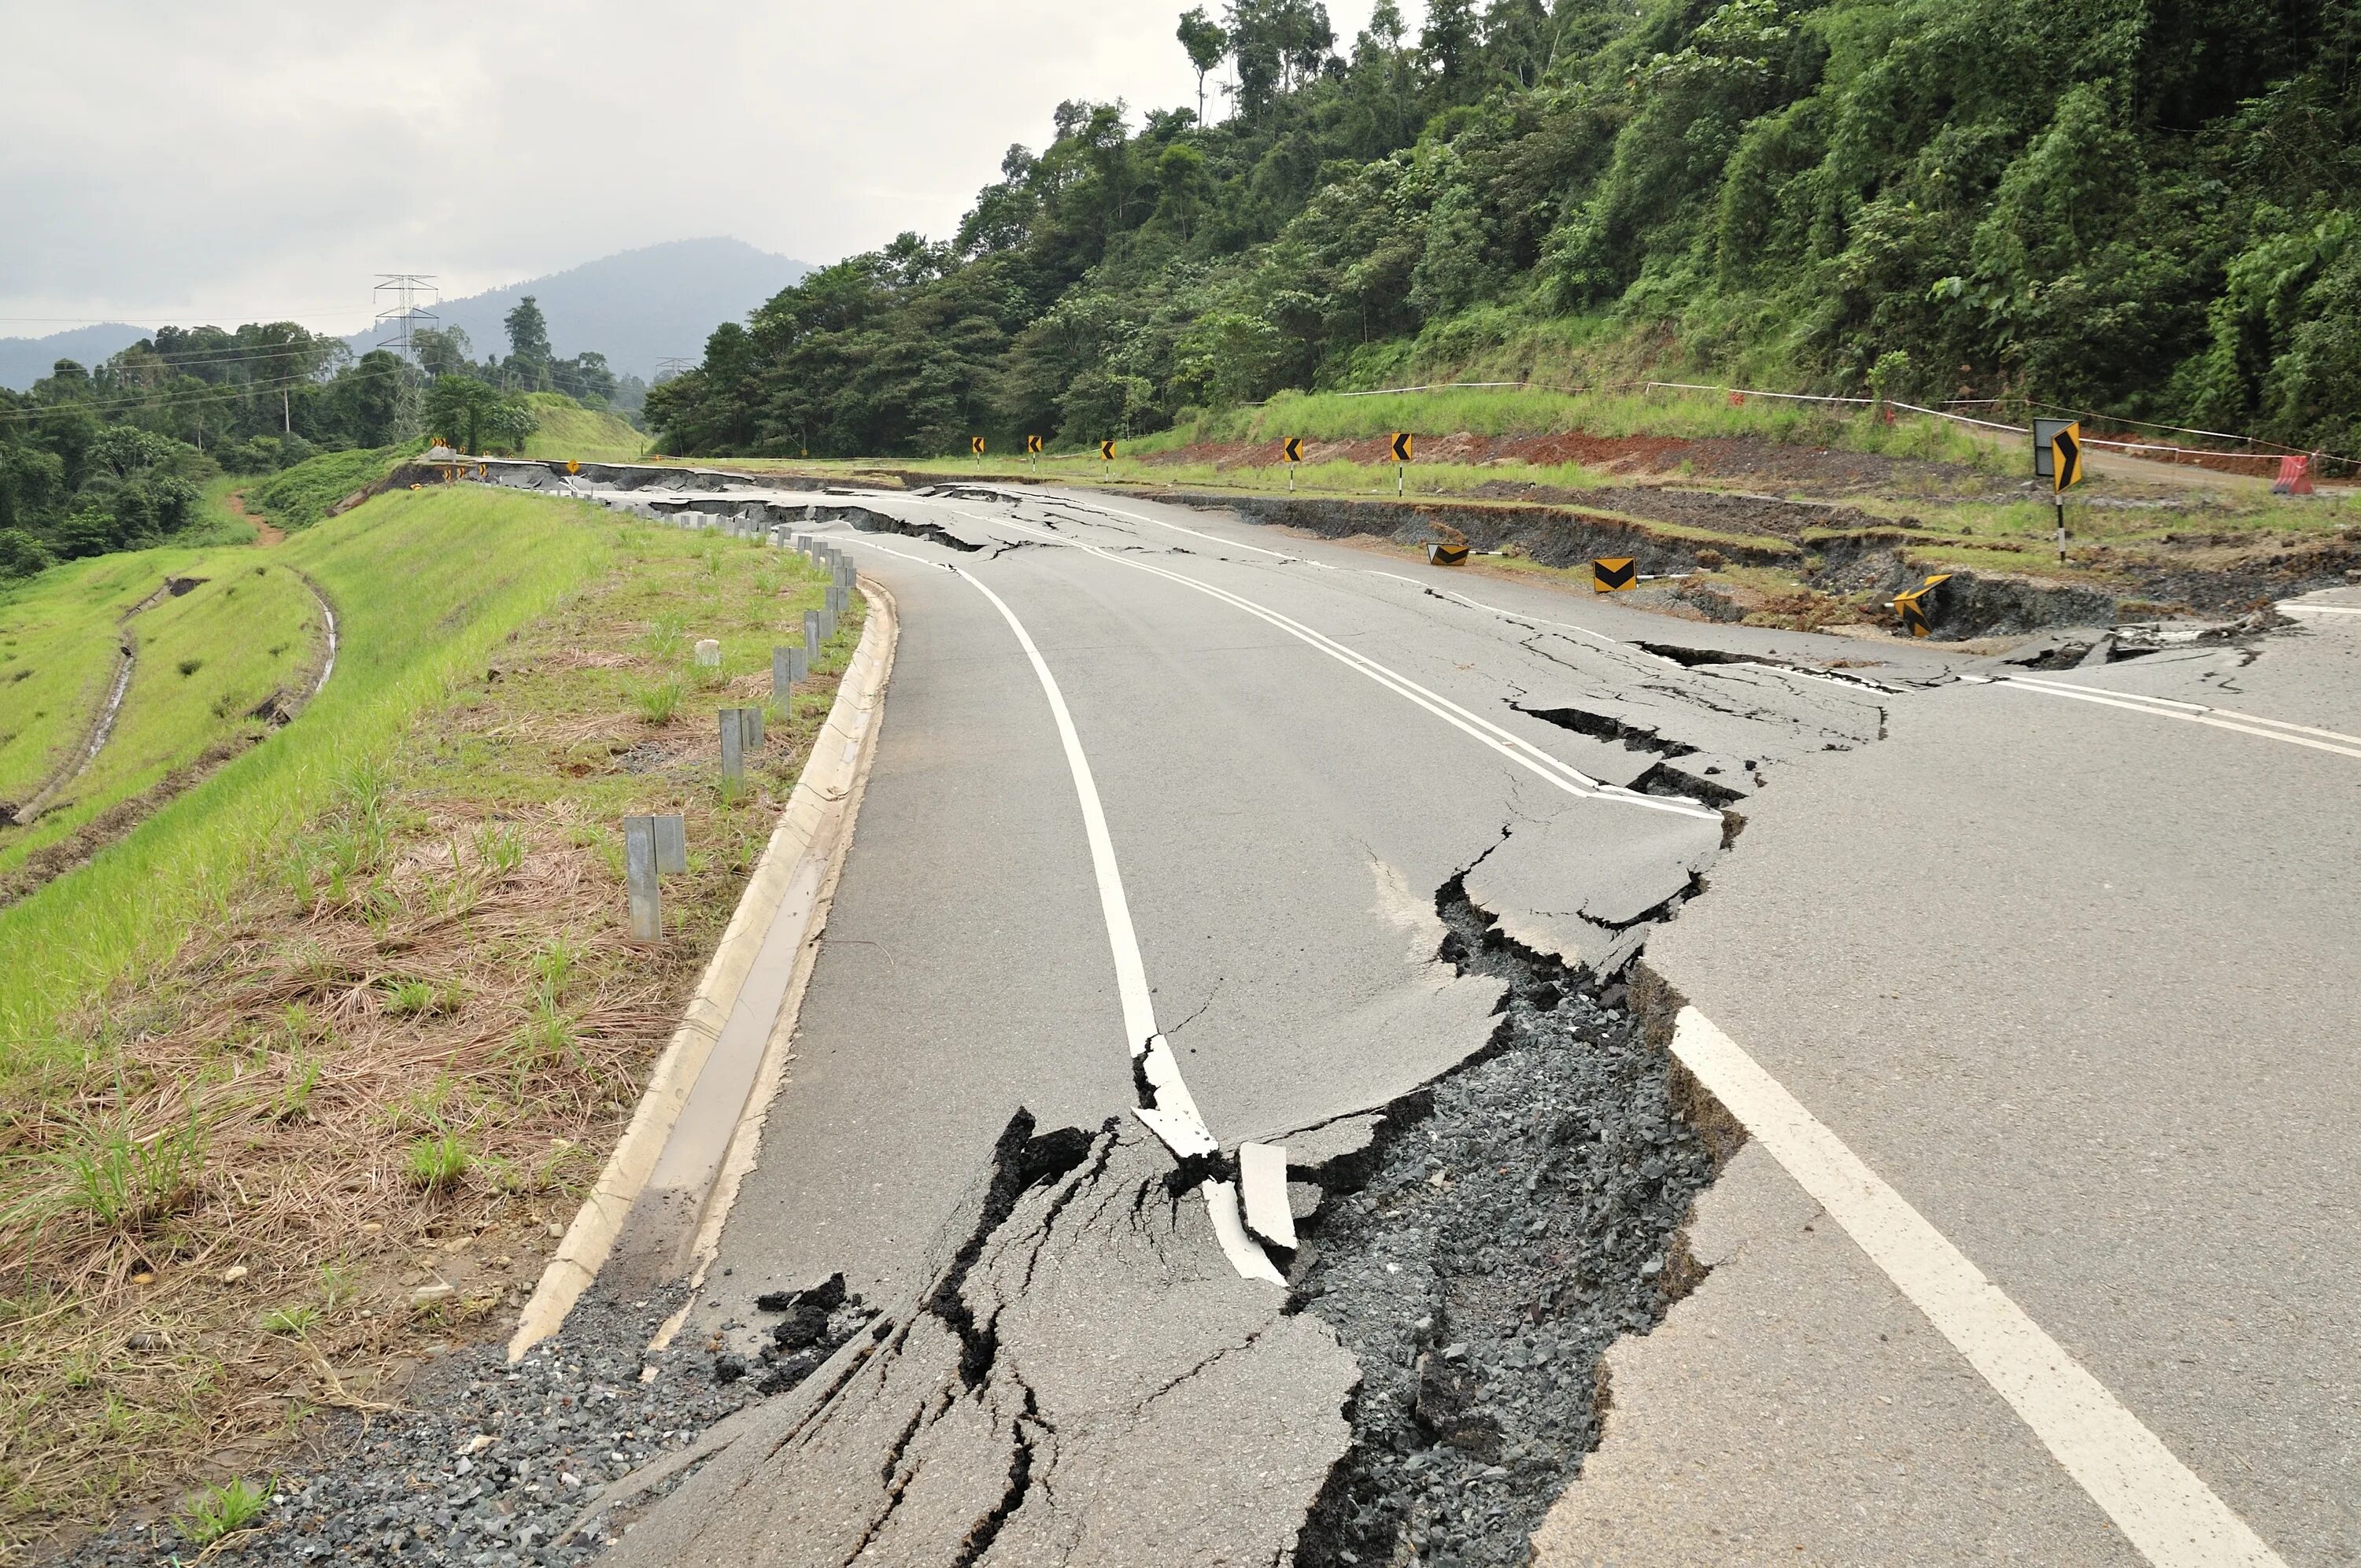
(48, 1286), (859, 1566)
(1288, 873), (1716, 1568)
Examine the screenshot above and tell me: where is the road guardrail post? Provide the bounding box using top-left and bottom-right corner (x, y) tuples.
(654, 813), (686, 875)
(720, 709), (745, 780)
(624, 815), (661, 941)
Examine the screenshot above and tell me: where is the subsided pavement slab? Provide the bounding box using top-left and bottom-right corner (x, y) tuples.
(1551, 639), (2361, 1563)
(1535, 1143), (2141, 1566)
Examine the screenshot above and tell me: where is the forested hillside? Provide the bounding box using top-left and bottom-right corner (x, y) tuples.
(0, 298), (633, 578)
(649, 0), (2361, 459)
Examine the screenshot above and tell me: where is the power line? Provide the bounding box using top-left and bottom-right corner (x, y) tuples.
(0, 360), (413, 426)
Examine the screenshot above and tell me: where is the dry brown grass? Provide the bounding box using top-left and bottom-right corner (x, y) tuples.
(0, 523), (860, 1556)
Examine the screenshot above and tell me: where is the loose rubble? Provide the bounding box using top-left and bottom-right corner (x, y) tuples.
(51, 1292), (782, 1566)
(1287, 880), (1718, 1568)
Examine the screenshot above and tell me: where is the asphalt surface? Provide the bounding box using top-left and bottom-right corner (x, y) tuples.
(515, 469), (2353, 1566)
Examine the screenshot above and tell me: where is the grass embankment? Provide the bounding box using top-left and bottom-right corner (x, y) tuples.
(522, 393), (648, 463)
(0, 485), (859, 1549)
(243, 447), (411, 534)
(0, 558), (320, 896)
(0, 559), (163, 814)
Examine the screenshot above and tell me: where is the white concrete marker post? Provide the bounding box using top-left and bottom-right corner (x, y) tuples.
(804, 610), (824, 665)
(772, 646), (793, 699)
(693, 638), (721, 669)
(653, 814), (686, 876)
(1238, 1142), (1297, 1249)
(623, 815), (661, 941)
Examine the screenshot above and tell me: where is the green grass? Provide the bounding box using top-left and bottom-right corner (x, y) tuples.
(0, 559), (320, 879)
(1132, 385), (1999, 467)
(176, 1476), (268, 1545)
(245, 445), (410, 533)
(522, 393), (648, 463)
(0, 555), (183, 809)
(0, 485), (617, 1057)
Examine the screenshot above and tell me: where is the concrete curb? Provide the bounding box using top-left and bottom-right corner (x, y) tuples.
(508, 576), (900, 1360)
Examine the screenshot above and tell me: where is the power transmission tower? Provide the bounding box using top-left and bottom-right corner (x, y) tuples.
(655, 356), (693, 384)
(374, 274), (438, 444)
(373, 274), (438, 361)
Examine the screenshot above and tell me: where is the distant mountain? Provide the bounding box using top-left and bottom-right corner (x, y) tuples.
(0, 323), (151, 391)
(346, 238), (811, 380)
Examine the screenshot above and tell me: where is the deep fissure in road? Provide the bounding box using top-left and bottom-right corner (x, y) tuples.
(1285, 873), (1720, 1568)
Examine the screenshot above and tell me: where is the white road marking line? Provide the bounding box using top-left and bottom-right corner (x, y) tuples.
(1672, 1007), (2287, 1568)
(2282, 602), (2361, 616)
(1364, 570), (1629, 651)
(1994, 676), (2361, 760)
(1033, 490), (1337, 567)
(951, 511), (1722, 823)
(949, 563), (1276, 1284)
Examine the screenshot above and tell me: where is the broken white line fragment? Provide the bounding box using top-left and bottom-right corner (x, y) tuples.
(1239, 1142), (1298, 1249)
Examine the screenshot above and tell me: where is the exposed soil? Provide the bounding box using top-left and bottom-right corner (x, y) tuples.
(224, 487), (286, 547)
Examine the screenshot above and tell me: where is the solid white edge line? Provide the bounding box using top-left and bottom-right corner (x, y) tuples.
(1994, 678), (2361, 760)
(1671, 1007), (2285, 1568)
(2282, 603), (2361, 616)
(948, 562), (1275, 1282)
(1039, 490), (1326, 566)
(2001, 673), (2361, 747)
(1365, 570), (1626, 651)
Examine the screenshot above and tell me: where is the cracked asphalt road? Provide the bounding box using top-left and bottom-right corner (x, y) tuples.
(530, 471), (2355, 1566)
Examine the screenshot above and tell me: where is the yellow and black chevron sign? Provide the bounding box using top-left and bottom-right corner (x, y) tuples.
(1388, 431), (1413, 463)
(1025, 434), (1043, 455)
(1592, 557), (1638, 592)
(2050, 422), (2083, 492)
(970, 436), (985, 456)
(1893, 573), (1953, 637)
(1100, 440), (1117, 460)
(1283, 437), (1302, 463)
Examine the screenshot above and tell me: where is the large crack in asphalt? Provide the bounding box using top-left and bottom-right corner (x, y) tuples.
(1281, 875), (1717, 1568)
(599, 1119), (1358, 1566)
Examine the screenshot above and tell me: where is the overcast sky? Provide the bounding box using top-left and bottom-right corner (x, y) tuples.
(0, 0), (1392, 337)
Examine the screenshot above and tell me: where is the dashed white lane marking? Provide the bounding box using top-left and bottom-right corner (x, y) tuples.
(950, 511), (1722, 824)
(946, 561), (1282, 1286)
(1991, 674), (2361, 761)
(1672, 1007), (2285, 1568)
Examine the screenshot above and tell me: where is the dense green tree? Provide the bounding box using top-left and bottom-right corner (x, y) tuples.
(645, 0), (2361, 461)
(1180, 7), (1229, 122)
(504, 296), (554, 389)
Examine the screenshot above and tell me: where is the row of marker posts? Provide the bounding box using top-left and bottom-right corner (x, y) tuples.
(623, 517), (858, 941)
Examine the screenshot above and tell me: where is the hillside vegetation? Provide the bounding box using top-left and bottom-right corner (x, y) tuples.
(522, 391), (650, 462)
(0, 487), (612, 1048)
(243, 445), (408, 531)
(650, 0), (2361, 461)
(0, 485), (862, 1545)
(0, 557), (320, 891)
